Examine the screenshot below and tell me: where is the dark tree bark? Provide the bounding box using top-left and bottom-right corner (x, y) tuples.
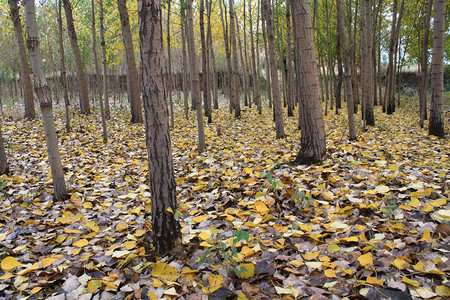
(419, 0), (433, 128)
(337, 0), (356, 140)
(285, 0), (294, 117)
(139, 0), (181, 255)
(118, 0), (143, 123)
(0, 121), (9, 175)
(180, 2), (190, 119)
(428, 0), (445, 138)
(62, 0), (90, 115)
(206, 0), (218, 110)
(219, 0), (234, 113)
(291, 0), (326, 164)
(8, 0), (35, 120)
(166, 0), (175, 127)
(99, 0), (111, 120)
(57, 0), (71, 133)
(249, 0), (261, 114)
(186, 0), (206, 152)
(360, 0), (374, 125)
(262, 0), (285, 139)
(25, 0), (68, 200)
(199, 0), (212, 123)
(229, 0), (241, 118)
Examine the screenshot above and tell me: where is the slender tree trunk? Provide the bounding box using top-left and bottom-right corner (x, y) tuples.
(249, 0), (261, 114)
(63, 0), (90, 115)
(219, 0), (234, 113)
(186, 0), (206, 152)
(237, 21), (249, 108)
(118, 0), (143, 123)
(57, 0), (71, 133)
(92, 0), (107, 143)
(337, 0), (356, 140)
(262, 18), (272, 109)
(360, 0), (374, 125)
(166, 0), (175, 127)
(0, 121), (8, 175)
(291, 0), (326, 164)
(262, 0), (285, 139)
(207, 0), (218, 110)
(419, 0), (432, 128)
(229, 0), (241, 118)
(8, 0), (35, 120)
(428, 0), (445, 138)
(335, 27), (343, 113)
(180, 2), (189, 118)
(100, 0), (111, 120)
(385, 0), (398, 114)
(138, 0), (181, 255)
(286, 0), (294, 117)
(242, 0), (252, 108)
(25, 0), (68, 200)
(199, 0), (212, 123)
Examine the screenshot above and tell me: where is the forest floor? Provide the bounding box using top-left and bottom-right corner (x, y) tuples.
(0, 98), (449, 300)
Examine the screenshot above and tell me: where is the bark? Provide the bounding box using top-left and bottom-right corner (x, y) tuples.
(249, 0), (261, 114)
(8, 0), (35, 120)
(262, 18), (272, 109)
(219, 0), (234, 113)
(242, 0), (251, 108)
(291, 0), (326, 164)
(180, 2), (189, 119)
(118, 0), (143, 123)
(57, 0), (71, 133)
(428, 0), (445, 138)
(262, 0), (285, 139)
(419, 0), (432, 128)
(336, 0), (356, 140)
(385, 0), (398, 114)
(100, 0), (111, 120)
(62, 0), (90, 115)
(360, 0), (374, 125)
(138, 0), (181, 255)
(199, 0), (211, 123)
(229, 0), (241, 118)
(285, 0), (294, 117)
(92, 0), (107, 143)
(25, 0), (68, 200)
(186, 0), (206, 152)
(0, 121), (9, 175)
(166, 0), (175, 128)
(206, 0), (218, 110)
(335, 27), (343, 113)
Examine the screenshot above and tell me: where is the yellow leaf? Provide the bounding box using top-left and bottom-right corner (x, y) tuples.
(299, 224), (312, 232)
(1, 256), (22, 272)
(163, 287), (179, 296)
(327, 243), (340, 254)
(238, 263), (254, 279)
(243, 168), (252, 174)
(151, 262), (180, 282)
(302, 251), (320, 261)
(392, 258), (406, 270)
(402, 276), (420, 287)
(64, 228), (81, 234)
(116, 221), (128, 232)
(73, 239), (89, 248)
(413, 261), (424, 272)
(30, 286), (42, 294)
(254, 201), (269, 215)
(421, 203), (434, 212)
(124, 241), (137, 250)
(88, 279), (102, 293)
(430, 198), (447, 207)
(198, 231), (211, 241)
(83, 202), (93, 209)
(366, 275), (385, 286)
(324, 269), (337, 278)
(55, 235), (66, 243)
(193, 215), (208, 223)
(419, 230), (433, 242)
(71, 248), (82, 255)
(409, 198), (421, 208)
(192, 180), (207, 191)
(375, 185), (390, 194)
(436, 285), (450, 297)
(135, 230), (146, 237)
(0, 273), (13, 280)
(357, 253), (373, 266)
(321, 191), (334, 201)
(42, 256), (57, 268)
(202, 274), (223, 293)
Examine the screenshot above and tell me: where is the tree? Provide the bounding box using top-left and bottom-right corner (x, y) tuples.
(229, 0), (241, 118)
(291, 0), (326, 164)
(419, 0), (433, 128)
(180, 1), (189, 119)
(118, 0), (143, 124)
(262, 0), (285, 139)
(139, 0), (181, 255)
(428, 0), (445, 138)
(8, 0), (35, 120)
(199, 0), (211, 123)
(336, 0), (356, 140)
(62, 0), (90, 115)
(186, 0), (206, 152)
(24, 0), (68, 200)
(99, 0), (111, 120)
(360, 0), (374, 126)
(0, 121), (8, 175)
(166, 0), (175, 127)
(57, 0), (71, 133)
(248, 0), (261, 114)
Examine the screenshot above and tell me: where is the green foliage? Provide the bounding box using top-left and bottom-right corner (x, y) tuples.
(262, 171), (281, 190)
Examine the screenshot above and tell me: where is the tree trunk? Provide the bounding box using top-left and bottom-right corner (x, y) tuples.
(249, 0), (261, 114)
(335, 27), (343, 113)
(62, 0), (90, 115)
(206, 0), (218, 110)
(0, 121), (9, 175)
(262, 18), (272, 109)
(262, 0), (285, 139)
(118, 0), (143, 123)
(428, 0), (445, 138)
(166, 0), (175, 127)
(100, 0), (111, 120)
(419, 0), (432, 128)
(286, 0), (294, 117)
(336, 0), (356, 140)
(199, 0), (212, 123)
(219, 0), (234, 113)
(186, 0), (206, 152)
(291, 0), (326, 164)
(138, 0), (181, 255)
(8, 0), (35, 120)
(229, 0), (241, 118)
(360, 0), (374, 125)
(57, 0), (71, 133)
(180, 2), (189, 119)
(92, 0), (107, 143)
(25, 0), (68, 200)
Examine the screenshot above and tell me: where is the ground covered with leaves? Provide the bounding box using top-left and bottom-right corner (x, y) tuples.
(0, 100), (449, 300)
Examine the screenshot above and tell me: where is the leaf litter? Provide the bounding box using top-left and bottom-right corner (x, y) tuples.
(0, 101), (449, 299)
